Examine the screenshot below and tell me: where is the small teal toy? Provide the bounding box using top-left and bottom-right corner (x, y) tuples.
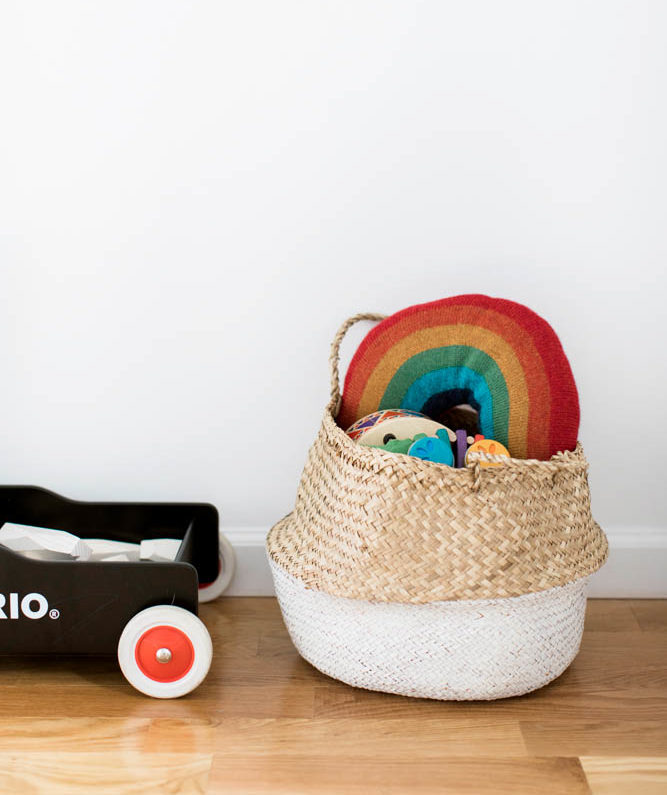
(372, 429), (454, 466)
(408, 429), (454, 466)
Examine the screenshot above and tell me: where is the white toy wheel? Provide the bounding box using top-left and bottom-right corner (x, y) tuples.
(198, 531), (236, 603)
(118, 605), (212, 698)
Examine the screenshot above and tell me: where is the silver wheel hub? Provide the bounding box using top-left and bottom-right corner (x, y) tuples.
(155, 647), (172, 664)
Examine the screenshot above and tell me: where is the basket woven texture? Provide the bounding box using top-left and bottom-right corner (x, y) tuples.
(268, 313), (608, 605)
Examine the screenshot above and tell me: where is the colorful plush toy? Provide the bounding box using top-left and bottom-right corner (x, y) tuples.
(346, 409), (448, 447)
(338, 295), (579, 460)
(408, 430), (454, 466)
(371, 429), (455, 466)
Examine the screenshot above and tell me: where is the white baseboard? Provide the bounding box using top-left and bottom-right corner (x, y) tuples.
(223, 526), (667, 598)
(585, 527), (667, 597)
(223, 528), (275, 596)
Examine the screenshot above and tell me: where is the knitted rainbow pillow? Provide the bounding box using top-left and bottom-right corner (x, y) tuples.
(338, 295), (579, 460)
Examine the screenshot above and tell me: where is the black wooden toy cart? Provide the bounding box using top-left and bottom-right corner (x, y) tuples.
(0, 486), (235, 698)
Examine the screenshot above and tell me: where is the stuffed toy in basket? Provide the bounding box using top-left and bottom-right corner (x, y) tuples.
(267, 295), (608, 700)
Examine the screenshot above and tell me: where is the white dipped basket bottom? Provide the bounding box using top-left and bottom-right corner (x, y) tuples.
(267, 315), (608, 701)
(271, 559), (588, 700)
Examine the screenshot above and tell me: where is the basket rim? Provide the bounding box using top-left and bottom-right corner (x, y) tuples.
(322, 405), (589, 482)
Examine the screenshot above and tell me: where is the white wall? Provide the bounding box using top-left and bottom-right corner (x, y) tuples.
(1, 2), (666, 557)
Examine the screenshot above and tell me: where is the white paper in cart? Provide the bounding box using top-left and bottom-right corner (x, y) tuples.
(140, 538), (181, 561)
(0, 523), (181, 563)
(84, 539), (141, 561)
(0, 523), (92, 560)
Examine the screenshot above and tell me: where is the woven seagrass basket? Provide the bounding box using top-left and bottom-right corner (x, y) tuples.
(267, 314), (608, 700)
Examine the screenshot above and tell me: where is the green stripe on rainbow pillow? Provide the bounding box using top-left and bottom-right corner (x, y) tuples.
(379, 346), (510, 445)
(338, 294), (579, 460)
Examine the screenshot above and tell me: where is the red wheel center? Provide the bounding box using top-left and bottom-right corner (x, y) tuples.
(135, 625), (195, 683)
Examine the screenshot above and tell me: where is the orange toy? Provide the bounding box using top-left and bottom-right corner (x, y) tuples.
(465, 436), (510, 468)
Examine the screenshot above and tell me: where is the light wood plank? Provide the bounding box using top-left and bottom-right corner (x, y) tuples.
(580, 756), (667, 794)
(521, 720), (667, 757)
(144, 718), (219, 754)
(0, 718), (150, 751)
(0, 752), (211, 795)
(208, 755), (590, 794)
(207, 716), (527, 759)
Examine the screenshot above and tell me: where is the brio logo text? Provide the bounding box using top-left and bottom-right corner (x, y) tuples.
(0, 593), (50, 620)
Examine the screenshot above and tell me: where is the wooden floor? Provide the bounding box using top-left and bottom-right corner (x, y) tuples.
(0, 599), (665, 794)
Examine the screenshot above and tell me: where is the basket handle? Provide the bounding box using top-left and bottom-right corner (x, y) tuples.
(329, 313), (387, 416)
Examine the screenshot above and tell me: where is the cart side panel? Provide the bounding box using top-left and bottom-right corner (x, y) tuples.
(0, 548), (199, 655)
